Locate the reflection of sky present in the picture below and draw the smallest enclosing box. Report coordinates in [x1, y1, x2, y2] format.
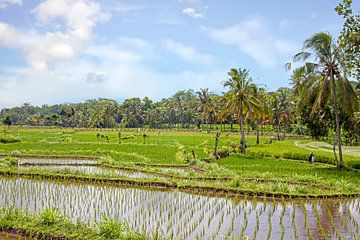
[0, 177, 359, 239]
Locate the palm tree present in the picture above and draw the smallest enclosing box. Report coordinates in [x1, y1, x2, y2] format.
[252, 87, 270, 144]
[270, 92, 282, 140]
[277, 88, 295, 140]
[196, 88, 216, 130]
[287, 32, 357, 168]
[223, 68, 259, 153]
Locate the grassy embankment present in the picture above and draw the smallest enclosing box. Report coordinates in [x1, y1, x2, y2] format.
[0, 207, 146, 240]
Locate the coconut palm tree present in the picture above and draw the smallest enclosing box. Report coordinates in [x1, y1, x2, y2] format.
[223, 68, 259, 153]
[196, 88, 216, 130]
[252, 87, 270, 144]
[287, 32, 357, 168]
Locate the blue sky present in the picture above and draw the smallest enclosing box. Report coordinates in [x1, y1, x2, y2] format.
[0, 0, 358, 108]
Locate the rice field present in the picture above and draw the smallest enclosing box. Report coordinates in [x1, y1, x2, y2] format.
[0, 127, 360, 239]
[0, 177, 359, 239]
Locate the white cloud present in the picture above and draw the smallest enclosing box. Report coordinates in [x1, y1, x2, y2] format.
[0, 0, 21, 9]
[118, 37, 152, 50]
[0, 22, 18, 47]
[0, 45, 224, 108]
[164, 39, 214, 65]
[0, 0, 224, 108]
[182, 8, 203, 19]
[85, 44, 143, 63]
[0, 0, 109, 71]
[208, 16, 298, 68]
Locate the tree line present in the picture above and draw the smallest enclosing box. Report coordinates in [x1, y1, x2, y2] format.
[0, 0, 359, 168]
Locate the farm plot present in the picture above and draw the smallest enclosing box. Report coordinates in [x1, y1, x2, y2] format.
[0, 177, 359, 239]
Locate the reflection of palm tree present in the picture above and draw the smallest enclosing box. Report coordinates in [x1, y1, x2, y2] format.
[287, 32, 357, 168]
[223, 68, 259, 153]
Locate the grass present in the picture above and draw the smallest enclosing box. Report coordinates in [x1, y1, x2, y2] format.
[0, 125, 359, 197]
[0, 207, 147, 239]
[217, 155, 360, 195]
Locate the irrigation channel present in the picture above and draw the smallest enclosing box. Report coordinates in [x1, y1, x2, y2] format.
[0, 159, 359, 239]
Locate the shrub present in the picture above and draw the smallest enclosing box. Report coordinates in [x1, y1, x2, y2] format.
[216, 147, 230, 159]
[352, 164, 360, 170]
[0, 157, 18, 168]
[0, 136, 20, 143]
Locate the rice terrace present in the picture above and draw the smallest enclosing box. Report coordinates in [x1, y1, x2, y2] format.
[0, 0, 359, 240]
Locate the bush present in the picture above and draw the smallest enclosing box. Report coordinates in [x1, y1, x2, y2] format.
[216, 147, 230, 159]
[0, 136, 20, 143]
[0, 157, 18, 168]
[352, 164, 360, 170]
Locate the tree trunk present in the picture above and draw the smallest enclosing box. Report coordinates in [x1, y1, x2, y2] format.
[239, 101, 246, 154]
[331, 75, 343, 168]
[283, 120, 286, 140]
[256, 120, 260, 144]
[213, 132, 221, 158]
[276, 117, 280, 141]
[333, 140, 339, 166]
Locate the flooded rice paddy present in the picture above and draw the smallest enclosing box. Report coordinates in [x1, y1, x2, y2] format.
[0, 177, 359, 239]
[18, 165, 156, 179]
[18, 158, 160, 179]
[18, 158, 97, 165]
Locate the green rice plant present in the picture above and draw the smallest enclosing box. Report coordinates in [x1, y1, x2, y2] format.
[39, 208, 65, 226]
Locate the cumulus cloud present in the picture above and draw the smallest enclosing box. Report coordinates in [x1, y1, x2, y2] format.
[164, 39, 214, 65]
[0, 0, 22, 9]
[208, 16, 298, 67]
[0, 49, 224, 108]
[0, 0, 109, 71]
[0, 0, 224, 108]
[182, 8, 203, 19]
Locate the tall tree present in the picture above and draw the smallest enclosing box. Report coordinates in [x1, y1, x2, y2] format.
[196, 88, 216, 130]
[287, 32, 357, 168]
[3, 116, 12, 128]
[335, 0, 360, 79]
[223, 68, 259, 153]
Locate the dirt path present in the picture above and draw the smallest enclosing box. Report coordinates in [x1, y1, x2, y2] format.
[294, 141, 360, 157]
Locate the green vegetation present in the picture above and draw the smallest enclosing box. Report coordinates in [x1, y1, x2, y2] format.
[0, 207, 146, 239]
[0, 127, 359, 197]
[0, 1, 358, 239]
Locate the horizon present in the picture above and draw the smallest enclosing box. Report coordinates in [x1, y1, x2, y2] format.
[0, 0, 359, 109]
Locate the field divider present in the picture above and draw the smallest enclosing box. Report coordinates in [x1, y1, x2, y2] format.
[178, 185, 360, 200]
[0, 170, 175, 188]
[0, 168, 358, 200]
[0, 153, 100, 160]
